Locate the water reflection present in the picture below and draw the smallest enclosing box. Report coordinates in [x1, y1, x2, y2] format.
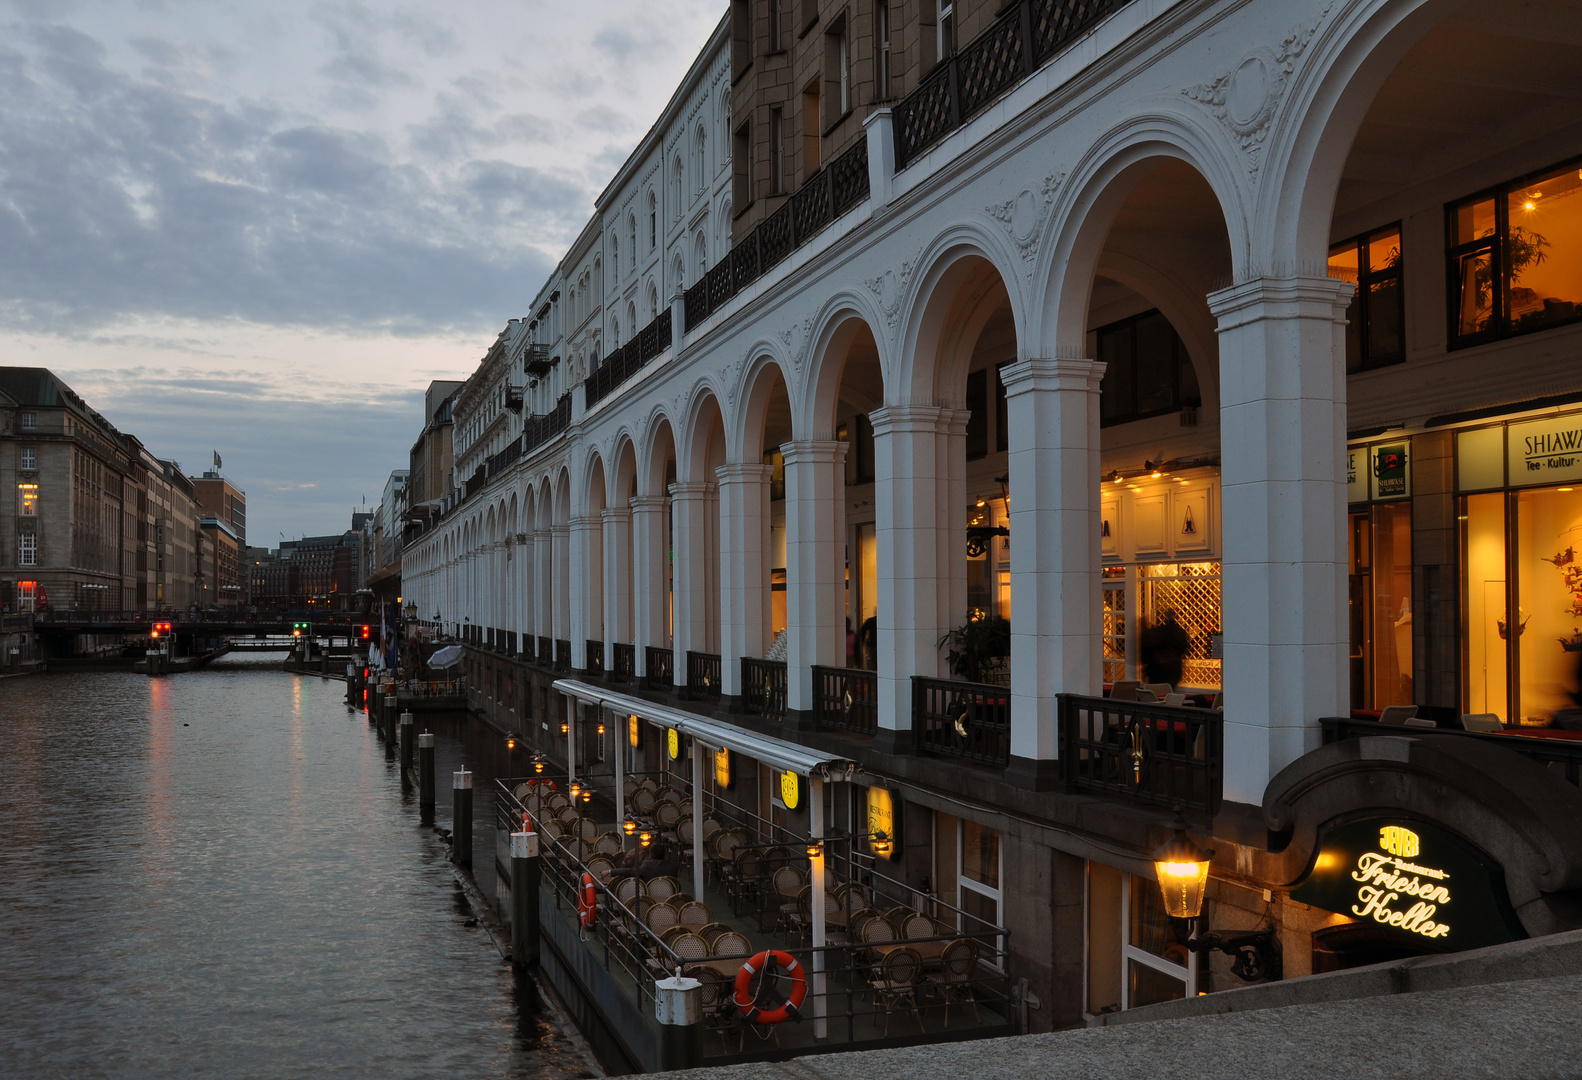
[0, 654, 596, 1080]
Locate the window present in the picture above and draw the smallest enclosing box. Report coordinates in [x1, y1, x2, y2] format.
[824, 18, 849, 123]
[612, 234, 620, 282]
[852, 414, 875, 483]
[965, 369, 989, 459]
[1448, 157, 1582, 346]
[1087, 864, 1199, 1014]
[938, 0, 956, 60]
[628, 214, 637, 269]
[1328, 225, 1403, 371]
[696, 125, 709, 192]
[19, 534, 37, 566]
[648, 191, 657, 250]
[958, 820, 1002, 961]
[17, 579, 36, 609]
[695, 232, 709, 277]
[20, 447, 36, 470]
[21, 411, 36, 430]
[769, 107, 785, 194]
[876, 0, 892, 98]
[1095, 309, 1200, 427]
[18, 483, 38, 516]
[733, 120, 752, 210]
[802, 80, 821, 172]
[769, 0, 783, 51]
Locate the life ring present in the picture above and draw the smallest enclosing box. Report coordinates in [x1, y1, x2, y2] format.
[578, 873, 597, 930]
[732, 949, 807, 1024]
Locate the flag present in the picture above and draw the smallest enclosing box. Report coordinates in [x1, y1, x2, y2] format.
[213, 450, 222, 471]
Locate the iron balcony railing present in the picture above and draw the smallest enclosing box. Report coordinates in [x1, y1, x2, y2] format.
[912, 676, 1011, 766]
[612, 642, 636, 682]
[894, 0, 1125, 169]
[537, 635, 552, 665]
[554, 639, 572, 673]
[813, 666, 878, 735]
[584, 639, 604, 676]
[741, 657, 787, 719]
[584, 309, 673, 409]
[682, 139, 869, 332]
[686, 650, 722, 701]
[1058, 694, 1224, 815]
[1320, 717, 1581, 788]
[644, 646, 674, 691]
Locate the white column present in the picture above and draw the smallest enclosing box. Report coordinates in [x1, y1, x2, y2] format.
[669, 480, 714, 687]
[1001, 358, 1105, 789]
[870, 405, 968, 752]
[552, 523, 570, 643]
[630, 495, 669, 675]
[1208, 275, 1351, 804]
[602, 506, 633, 664]
[568, 515, 601, 669]
[534, 529, 552, 647]
[518, 531, 534, 652]
[782, 440, 848, 712]
[716, 462, 771, 698]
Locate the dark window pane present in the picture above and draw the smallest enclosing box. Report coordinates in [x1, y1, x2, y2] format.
[1367, 226, 1401, 273]
[965, 368, 988, 459]
[854, 414, 875, 483]
[1366, 277, 1402, 361]
[1098, 322, 1133, 425]
[1128, 959, 1187, 1008]
[994, 362, 1009, 453]
[1132, 312, 1177, 416]
[1344, 291, 1363, 371]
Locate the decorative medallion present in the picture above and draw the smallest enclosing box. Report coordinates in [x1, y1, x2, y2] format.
[985, 171, 1065, 264]
[863, 257, 918, 329]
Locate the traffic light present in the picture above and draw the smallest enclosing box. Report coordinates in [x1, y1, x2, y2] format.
[292, 620, 310, 638]
[150, 621, 172, 640]
[360, 624, 371, 641]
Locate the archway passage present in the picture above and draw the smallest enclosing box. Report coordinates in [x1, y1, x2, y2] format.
[634, 417, 677, 679]
[574, 455, 608, 671]
[675, 392, 726, 693]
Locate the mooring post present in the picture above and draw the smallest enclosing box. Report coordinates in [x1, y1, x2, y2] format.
[383, 695, 398, 752]
[452, 769, 473, 867]
[654, 975, 703, 1071]
[510, 829, 541, 965]
[399, 711, 414, 774]
[320, 648, 329, 679]
[418, 732, 436, 824]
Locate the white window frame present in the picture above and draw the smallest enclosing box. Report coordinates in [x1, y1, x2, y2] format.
[20, 447, 36, 470]
[19, 533, 38, 566]
[876, 0, 891, 98]
[21, 411, 36, 430]
[18, 483, 38, 517]
[957, 818, 1005, 968]
[17, 579, 36, 609]
[839, 27, 850, 114]
[938, 0, 955, 60]
[1119, 873, 1197, 1010]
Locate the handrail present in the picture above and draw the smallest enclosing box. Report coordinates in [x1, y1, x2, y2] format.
[912, 675, 1011, 765]
[1058, 694, 1224, 814]
[812, 665, 876, 734]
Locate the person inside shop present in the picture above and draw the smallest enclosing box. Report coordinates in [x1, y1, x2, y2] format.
[1139, 609, 1191, 689]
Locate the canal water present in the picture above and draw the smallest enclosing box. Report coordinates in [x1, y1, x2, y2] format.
[0, 653, 598, 1080]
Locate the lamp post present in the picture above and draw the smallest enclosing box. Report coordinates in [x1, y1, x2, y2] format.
[1152, 812, 1281, 982]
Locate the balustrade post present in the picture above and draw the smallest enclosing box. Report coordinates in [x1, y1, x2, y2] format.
[864, 108, 896, 210]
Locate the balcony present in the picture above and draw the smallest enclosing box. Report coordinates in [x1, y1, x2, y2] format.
[1057, 694, 1223, 815]
[537, 636, 552, 665]
[585, 639, 604, 676]
[612, 642, 636, 682]
[741, 657, 787, 720]
[912, 677, 1011, 766]
[523, 343, 554, 378]
[504, 383, 524, 412]
[812, 666, 878, 735]
[644, 646, 674, 692]
[686, 650, 722, 701]
[554, 639, 572, 674]
[583, 309, 673, 409]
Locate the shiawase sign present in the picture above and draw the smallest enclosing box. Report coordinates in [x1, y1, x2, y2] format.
[1291, 818, 1526, 951]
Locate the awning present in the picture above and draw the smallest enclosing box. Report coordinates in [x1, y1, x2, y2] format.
[553, 679, 859, 781]
[427, 644, 464, 670]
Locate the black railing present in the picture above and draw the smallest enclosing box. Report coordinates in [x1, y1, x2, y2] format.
[742, 657, 787, 719]
[912, 676, 1011, 766]
[812, 665, 877, 734]
[644, 646, 674, 691]
[1058, 695, 1224, 815]
[522, 394, 572, 457]
[584, 639, 604, 676]
[486, 436, 522, 478]
[894, 0, 1123, 168]
[506, 631, 517, 656]
[537, 635, 552, 665]
[584, 309, 673, 409]
[681, 139, 869, 331]
[1320, 717, 1582, 788]
[686, 650, 722, 700]
[554, 639, 571, 673]
[612, 642, 636, 682]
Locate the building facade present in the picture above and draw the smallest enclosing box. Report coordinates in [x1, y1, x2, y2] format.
[395, 0, 1582, 1043]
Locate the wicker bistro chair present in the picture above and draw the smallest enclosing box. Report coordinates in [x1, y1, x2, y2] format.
[730, 847, 766, 914]
[622, 777, 639, 797]
[711, 930, 752, 958]
[660, 787, 685, 805]
[860, 912, 898, 945]
[902, 912, 936, 940]
[538, 820, 564, 841]
[696, 922, 733, 948]
[701, 817, 723, 841]
[927, 938, 981, 1026]
[670, 931, 711, 964]
[773, 866, 810, 944]
[677, 900, 712, 930]
[631, 787, 657, 814]
[660, 924, 693, 948]
[586, 854, 615, 881]
[692, 967, 739, 1052]
[644, 875, 681, 903]
[578, 817, 600, 844]
[511, 782, 537, 801]
[612, 875, 642, 907]
[869, 946, 925, 1036]
[710, 831, 743, 892]
[847, 908, 882, 949]
[546, 792, 569, 812]
[594, 832, 623, 855]
[646, 901, 681, 936]
[655, 801, 683, 830]
[676, 817, 695, 847]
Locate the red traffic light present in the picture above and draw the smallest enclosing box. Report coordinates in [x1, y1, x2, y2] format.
[150, 621, 171, 639]
[360, 625, 371, 640]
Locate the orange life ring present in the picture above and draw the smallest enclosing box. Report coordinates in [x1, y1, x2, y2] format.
[578, 873, 597, 930]
[732, 949, 807, 1024]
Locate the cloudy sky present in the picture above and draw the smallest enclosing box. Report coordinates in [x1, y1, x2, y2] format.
[0, 0, 722, 543]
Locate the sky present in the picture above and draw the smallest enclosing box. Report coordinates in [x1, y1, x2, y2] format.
[0, 0, 723, 545]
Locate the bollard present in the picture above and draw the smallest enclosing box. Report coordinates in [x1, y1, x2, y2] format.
[399, 711, 414, 774]
[383, 695, 398, 744]
[510, 830, 541, 965]
[418, 732, 435, 824]
[452, 769, 473, 867]
[320, 650, 329, 679]
[654, 976, 704, 1071]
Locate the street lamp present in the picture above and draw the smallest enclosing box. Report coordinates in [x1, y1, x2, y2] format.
[1153, 812, 1211, 919]
[1152, 811, 1281, 982]
[623, 817, 637, 836]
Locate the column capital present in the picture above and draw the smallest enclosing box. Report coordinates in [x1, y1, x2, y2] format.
[999, 356, 1105, 397]
[629, 495, 668, 511]
[568, 515, 599, 531]
[601, 505, 632, 523]
[533, 528, 552, 541]
[668, 480, 716, 500]
[780, 438, 848, 467]
[1206, 273, 1354, 327]
[715, 461, 771, 485]
[869, 402, 951, 437]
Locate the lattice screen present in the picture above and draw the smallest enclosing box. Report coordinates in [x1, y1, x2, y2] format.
[1140, 562, 1222, 689]
[1102, 582, 1126, 685]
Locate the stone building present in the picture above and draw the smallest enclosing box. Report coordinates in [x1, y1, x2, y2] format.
[395, 0, 1582, 1053]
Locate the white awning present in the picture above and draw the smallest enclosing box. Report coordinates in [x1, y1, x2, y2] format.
[553, 679, 858, 780]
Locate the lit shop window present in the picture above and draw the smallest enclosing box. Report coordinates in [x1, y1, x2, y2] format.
[1449, 157, 1582, 346]
[18, 483, 39, 516]
[1328, 224, 1404, 372]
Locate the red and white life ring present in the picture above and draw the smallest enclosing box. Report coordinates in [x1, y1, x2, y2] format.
[732, 949, 807, 1024]
[578, 872, 597, 930]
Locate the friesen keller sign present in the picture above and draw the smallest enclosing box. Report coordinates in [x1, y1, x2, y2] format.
[1291, 818, 1526, 952]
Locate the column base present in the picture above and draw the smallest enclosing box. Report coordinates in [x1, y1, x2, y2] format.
[871, 727, 912, 757]
[1004, 754, 1061, 791]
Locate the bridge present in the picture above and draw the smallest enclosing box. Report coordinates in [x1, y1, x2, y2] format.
[28, 611, 381, 637]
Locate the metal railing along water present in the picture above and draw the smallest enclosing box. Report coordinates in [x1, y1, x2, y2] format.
[1320, 716, 1582, 788]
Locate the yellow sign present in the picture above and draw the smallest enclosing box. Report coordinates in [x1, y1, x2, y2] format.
[628, 714, 641, 749]
[866, 786, 895, 859]
[666, 727, 680, 760]
[714, 746, 731, 788]
[1379, 825, 1419, 858]
[779, 769, 801, 810]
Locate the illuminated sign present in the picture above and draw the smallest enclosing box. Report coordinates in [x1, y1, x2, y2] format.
[1372, 443, 1410, 500]
[779, 769, 802, 811]
[866, 786, 896, 860]
[714, 746, 731, 789]
[628, 714, 642, 749]
[666, 727, 680, 761]
[1508, 413, 1582, 487]
[1291, 818, 1525, 951]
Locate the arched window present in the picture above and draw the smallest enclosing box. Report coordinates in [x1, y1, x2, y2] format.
[628, 214, 637, 270]
[695, 125, 708, 192]
[672, 255, 686, 295]
[647, 191, 657, 250]
[611, 317, 621, 347]
[695, 232, 708, 277]
[672, 155, 683, 218]
[627, 301, 637, 334]
[648, 282, 659, 319]
[611, 235, 619, 282]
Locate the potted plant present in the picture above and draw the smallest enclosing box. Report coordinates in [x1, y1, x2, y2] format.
[940, 613, 1011, 684]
